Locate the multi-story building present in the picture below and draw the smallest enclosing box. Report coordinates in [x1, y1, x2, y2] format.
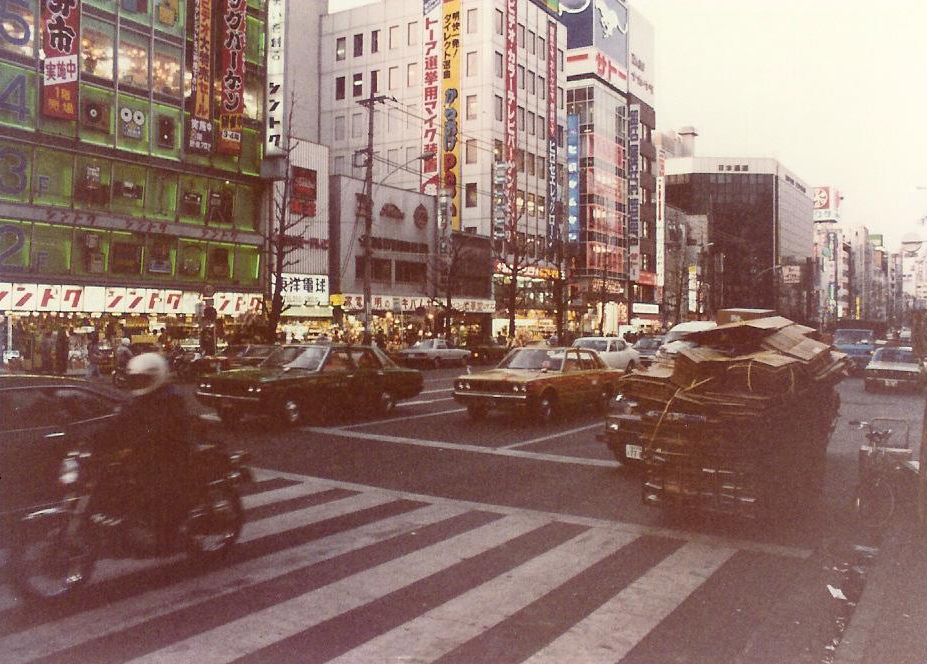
[0, 0, 273, 366]
[662, 203, 707, 325]
[813, 223, 852, 327]
[319, 0, 567, 339]
[664, 156, 814, 322]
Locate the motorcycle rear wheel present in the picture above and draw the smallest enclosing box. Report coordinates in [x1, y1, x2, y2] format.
[184, 485, 244, 560]
[11, 517, 96, 601]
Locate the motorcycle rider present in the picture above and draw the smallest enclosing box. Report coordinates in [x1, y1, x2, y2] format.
[110, 352, 195, 551]
[114, 337, 133, 374]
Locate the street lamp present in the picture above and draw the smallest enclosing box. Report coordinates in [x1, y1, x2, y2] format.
[361, 151, 436, 343]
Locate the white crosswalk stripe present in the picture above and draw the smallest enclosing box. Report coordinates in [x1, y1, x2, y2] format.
[0, 468, 785, 664]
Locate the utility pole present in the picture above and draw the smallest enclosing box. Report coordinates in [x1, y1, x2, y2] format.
[356, 92, 390, 344]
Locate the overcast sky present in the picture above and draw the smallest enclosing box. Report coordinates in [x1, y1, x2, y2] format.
[329, 0, 927, 249]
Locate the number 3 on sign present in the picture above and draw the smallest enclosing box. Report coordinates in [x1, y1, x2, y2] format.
[0, 146, 26, 195]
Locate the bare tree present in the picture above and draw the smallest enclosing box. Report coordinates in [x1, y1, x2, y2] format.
[493, 204, 542, 340]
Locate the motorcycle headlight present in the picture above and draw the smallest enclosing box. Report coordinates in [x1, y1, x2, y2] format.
[247, 385, 262, 393]
[59, 455, 80, 485]
[200, 382, 211, 391]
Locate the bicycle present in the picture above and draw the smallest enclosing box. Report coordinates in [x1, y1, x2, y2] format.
[852, 419, 920, 529]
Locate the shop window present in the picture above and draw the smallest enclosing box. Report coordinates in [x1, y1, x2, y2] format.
[151, 103, 181, 160]
[153, 0, 184, 37]
[177, 239, 206, 279]
[234, 184, 257, 230]
[0, 218, 31, 272]
[233, 244, 260, 284]
[152, 42, 182, 98]
[0, 0, 35, 60]
[0, 139, 30, 203]
[206, 181, 235, 225]
[144, 235, 176, 278]
[74, 157, 111, 210]
[79, 84, 115, 147]
[178, 175, 207, 224]
[118, 29, 149, 91]
[245, 15, 264, 65]
[207, 243, 233, 280]
[80, 19, 115, 82]
[115, 93, 150, 154]
[73, 228, 110, 276]
[145, 169, 178, 221]
[243, 72, 263, 122]
[109, 232, 143, 275]
[32, 146, 73, 207]
[0, 62, 36, 130]
[120, 0, 151, 25]
[30, 222, 72, 275]
[109, 162, 146, 216]
[395, 260, 426, 284]
[84, 0, 117, 12]
[240, 127, 261, 175]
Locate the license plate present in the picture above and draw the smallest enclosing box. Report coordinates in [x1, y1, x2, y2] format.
[884, 379, 898, 387]
[625, 444, 643, 460]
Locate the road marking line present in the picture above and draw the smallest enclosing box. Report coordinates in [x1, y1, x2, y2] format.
[335, 407, 467, 429]
[252, 466, 813, 560]
[420, 387, 453, 394]
[401, 397, 455, 406]
[124, 515, 547, 664]
[521, 542, 736, 664]
[304, 427, 620, 469]
[502, 423, 603, 450]
[328, 527, 639, 664]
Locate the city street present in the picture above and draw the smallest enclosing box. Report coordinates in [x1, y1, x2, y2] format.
[1, 369, 919, 663]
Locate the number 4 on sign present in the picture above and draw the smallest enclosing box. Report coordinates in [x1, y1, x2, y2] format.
[0, 74, 28, 122]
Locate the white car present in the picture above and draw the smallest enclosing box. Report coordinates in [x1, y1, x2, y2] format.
[396, 338, 471, 368]
[655, 320, 718, 361]
[572, 337, 640, 371]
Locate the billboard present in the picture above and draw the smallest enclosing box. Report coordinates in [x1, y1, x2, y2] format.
[813, 186, 841, 222]
[566, 114, 580, 241]
[627, 103, 640, 281]
[217, 0, 247, 156]
[188, 0, 214, 154]
[265, 0, 286, 156]
[628, 5, 654, 108]
[441, 0, 462, 231]
[560, 0, 628, 72]
[504, 0, 518, 236]
[420, 0, 441, 194]
[546, 20, 558, 247]
[41, 0, 80, 120]
[655, 147, 665, 293]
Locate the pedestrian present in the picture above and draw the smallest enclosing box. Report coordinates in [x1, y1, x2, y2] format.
[375, 329, 386, 348]
[40, 330, 54, 374]
[86, 334, 101, 379]
[56, 328, 70, 375]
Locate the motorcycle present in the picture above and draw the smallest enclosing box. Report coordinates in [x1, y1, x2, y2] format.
[10, 441, 252, 601]
[169, 347, 202, 382]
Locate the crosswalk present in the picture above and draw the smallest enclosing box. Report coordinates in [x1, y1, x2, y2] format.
[0, 468, 811, 664]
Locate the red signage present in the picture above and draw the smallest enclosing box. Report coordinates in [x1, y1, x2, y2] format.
[504, 0, 518, 235]
[188, 0, 214, 154]
[545, 20, 557, 245]
[41, 0, 80, 120]
[218, 0, 247, 155]
[420, 3, 441, 194]
[289, 167, 317, 217]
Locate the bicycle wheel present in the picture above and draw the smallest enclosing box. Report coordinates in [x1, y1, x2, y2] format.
[856, 476, 896, 528]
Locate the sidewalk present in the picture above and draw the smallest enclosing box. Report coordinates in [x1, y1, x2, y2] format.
[834, 525, 927, 664]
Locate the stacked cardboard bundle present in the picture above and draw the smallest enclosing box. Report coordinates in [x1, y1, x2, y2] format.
[615, 316, 850, 518]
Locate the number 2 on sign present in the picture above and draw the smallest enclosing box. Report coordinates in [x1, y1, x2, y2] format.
[0, 223, 25, 269]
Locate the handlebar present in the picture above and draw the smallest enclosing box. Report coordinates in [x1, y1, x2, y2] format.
[850, 419, 911, 449]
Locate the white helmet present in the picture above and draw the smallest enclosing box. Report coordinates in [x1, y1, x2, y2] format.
[125, 352, 169, 396]
[121, 337, 131, 347]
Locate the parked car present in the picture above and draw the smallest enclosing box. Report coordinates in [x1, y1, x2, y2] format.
[465, 338, 510, 365]
[395, 338, 471, 368]
[190, 344, 276, 377]
[834, 328, 878, 376]
[572, 337, 640, 371]
[864, 346, 925, 392]
[453, 347, 622, 423]
[632, 335, 664, 367]
[0, 375, 125, 543]
[654, 320, 718, 362]
[197, 344, 424, 426]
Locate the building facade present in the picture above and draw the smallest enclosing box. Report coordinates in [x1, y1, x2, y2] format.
[0, 0, 274, 363]
[813, 223, 852, 327]
[664, 156, 814, 322]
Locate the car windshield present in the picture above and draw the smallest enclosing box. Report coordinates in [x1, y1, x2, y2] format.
[664, 324, 715, 345]
[573, 339, 609, 352]
[241, 345, 271, 357]
[834, 330, 872, 345]
[413, 340, 436, 349]
[499, 348, 564, 371]
[634, 337, 663, 350]
[873, 348, 918, 364]
[262, 346, 327, 370]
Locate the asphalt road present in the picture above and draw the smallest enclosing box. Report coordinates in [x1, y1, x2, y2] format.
[1, 368, 922, 663]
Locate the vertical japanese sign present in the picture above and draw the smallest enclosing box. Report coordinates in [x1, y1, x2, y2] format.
[627, 103, 640, 281]
[546, 20, 558, 246]
[655, 147, 665, 299]
[504, 0, 517, 235]
[218, 0, 247, 155]
[420, 0, 441, 194]
[566, 114, 579, 242]
[187, 0, 214, 154]
[41, 0, 80, 120]
[265, 0, 286, 156]
[441, 0, 461, 231]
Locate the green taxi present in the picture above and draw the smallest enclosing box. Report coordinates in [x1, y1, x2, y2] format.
[196, 344, 423, 426]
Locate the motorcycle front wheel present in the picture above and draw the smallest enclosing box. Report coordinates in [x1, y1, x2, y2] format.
[11, 516, 97, 601]
[184, 485, 244, 560]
